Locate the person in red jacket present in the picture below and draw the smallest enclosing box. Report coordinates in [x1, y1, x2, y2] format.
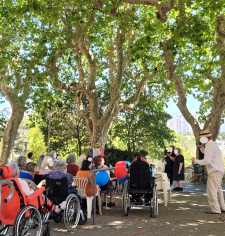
[66, 154, 80, 176]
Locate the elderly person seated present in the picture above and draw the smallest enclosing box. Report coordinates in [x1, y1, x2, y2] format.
[92, 155, 117, 207]
[49, 150, 59, 162]
[48, 160, 73, 189]
[19, 162, 37, 181]
[39, 156, 54, 175]
[7, 162, 45, 197]
[76, 154, 87, 169]
[17, 156, 27, 171]
[66, 154, 79, 176]
[76, 159, 99, 213]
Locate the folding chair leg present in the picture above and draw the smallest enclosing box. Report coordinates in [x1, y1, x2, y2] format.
[87, 196, 93, 219]
[98, 195, 102, 215]
[168, 189, 171, 204]
[163, 182, 168, 206]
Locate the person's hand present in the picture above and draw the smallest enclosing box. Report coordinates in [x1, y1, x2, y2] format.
[178, 170, 181, 175]
[191, 157, 195, 164]
[166, 153, 170, 156]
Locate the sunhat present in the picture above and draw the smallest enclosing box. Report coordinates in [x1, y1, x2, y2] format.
[200, 129, 212, 137]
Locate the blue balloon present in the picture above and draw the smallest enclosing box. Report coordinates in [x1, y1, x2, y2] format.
[117, 174, 128, 183]
[124, 161, 131, 165]
[96, 171, 109, 186]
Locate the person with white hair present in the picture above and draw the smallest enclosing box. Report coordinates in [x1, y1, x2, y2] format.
[7, 162, 45, 197]
[76, 154, 87, 169]
[173, 148, 185, 191]
[192, 129, 225, 214]
[66, 154, 79, 176]
[48, 160, 73, 188]
[39, 156, 54, 175]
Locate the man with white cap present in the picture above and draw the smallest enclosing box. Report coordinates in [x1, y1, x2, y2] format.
[191, 129, 225, 214]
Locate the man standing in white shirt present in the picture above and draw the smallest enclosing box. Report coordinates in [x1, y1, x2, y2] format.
[191, 130, 225, 214]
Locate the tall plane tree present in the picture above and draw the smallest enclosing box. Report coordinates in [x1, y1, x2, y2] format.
[35, 1, 168, 151]
[0, 1, 47, 164]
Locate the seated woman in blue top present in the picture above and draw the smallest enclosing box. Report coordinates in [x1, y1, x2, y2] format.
[48, 160, 73, 189]
[19, 162, 37, 181]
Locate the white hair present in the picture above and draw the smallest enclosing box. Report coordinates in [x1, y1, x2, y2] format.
[41, 156, 53, 169]
[53, 160, 67, 172]
[7, 162, 20, 177]
[49, 150, 57, 158]
[76, 154, 87, 169]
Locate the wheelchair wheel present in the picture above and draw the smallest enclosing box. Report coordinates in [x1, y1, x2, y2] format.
[13, 205, 42, 236]
[63, 194, 80, 231]
[41, 212, 50, 223]
[42, 227, 50, 236]
[54, 211, 63, 223]
[0, 222, 9, 235]
[150, 188, 158, 217]
[123, 188, 129, 216]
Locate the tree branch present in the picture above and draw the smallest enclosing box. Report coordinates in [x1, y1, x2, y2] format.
[122, 0, 176, 23]
[163, 39, 201, 138]
[119, 70, 160, 111]
[204, 65, 217, 82]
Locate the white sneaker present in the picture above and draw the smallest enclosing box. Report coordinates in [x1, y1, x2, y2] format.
[54, 206, 61, 214]
[60, 201, 66, 210]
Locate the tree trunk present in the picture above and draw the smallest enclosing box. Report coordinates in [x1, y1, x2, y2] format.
[1, 106, 25, 164]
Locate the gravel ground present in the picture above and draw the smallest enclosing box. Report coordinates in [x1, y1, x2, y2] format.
[49, 183, 225, 236]
[4, 183, 225, 236]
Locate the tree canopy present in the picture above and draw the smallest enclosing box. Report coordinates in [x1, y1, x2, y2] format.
[2, 0, 225, 163]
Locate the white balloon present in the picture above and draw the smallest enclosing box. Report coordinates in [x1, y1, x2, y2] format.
[200, 136, 208, 144]
[174, 149, 178, 155]
[57, 156, 60, 160]
[169, 147, 173, 152]
[53, 152, 57, 159]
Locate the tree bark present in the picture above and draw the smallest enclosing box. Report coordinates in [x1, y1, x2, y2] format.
[0, 106, 25, 164]
[0, 71, 30, 164]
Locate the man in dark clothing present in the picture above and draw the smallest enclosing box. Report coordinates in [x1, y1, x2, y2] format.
[162, 146, 176, 186]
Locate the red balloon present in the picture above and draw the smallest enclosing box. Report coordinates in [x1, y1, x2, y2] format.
[114, 166, 127, 179]
[115, 161, 126, 167]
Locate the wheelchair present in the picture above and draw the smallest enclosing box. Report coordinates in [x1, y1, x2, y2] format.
[0, 166, 51, 236]
[122, 157, 158, 217]
[45, 176, 86, 230]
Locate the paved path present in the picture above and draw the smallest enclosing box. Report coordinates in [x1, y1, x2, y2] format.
[47, 183, 225, 236]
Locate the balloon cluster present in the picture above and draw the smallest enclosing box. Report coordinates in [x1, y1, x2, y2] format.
[114, 161, 130, 183]
[95, 160, 130, 186]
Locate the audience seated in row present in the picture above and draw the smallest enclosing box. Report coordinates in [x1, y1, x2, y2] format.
[7, 162, 45, 197]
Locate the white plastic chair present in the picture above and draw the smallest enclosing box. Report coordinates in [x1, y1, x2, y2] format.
[73, 177, 102, 218]
[154, 172, 171, 206]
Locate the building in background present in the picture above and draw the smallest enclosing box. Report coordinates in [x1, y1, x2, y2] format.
[167, 113, 204, 134]
[167, 113, 225, 134]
